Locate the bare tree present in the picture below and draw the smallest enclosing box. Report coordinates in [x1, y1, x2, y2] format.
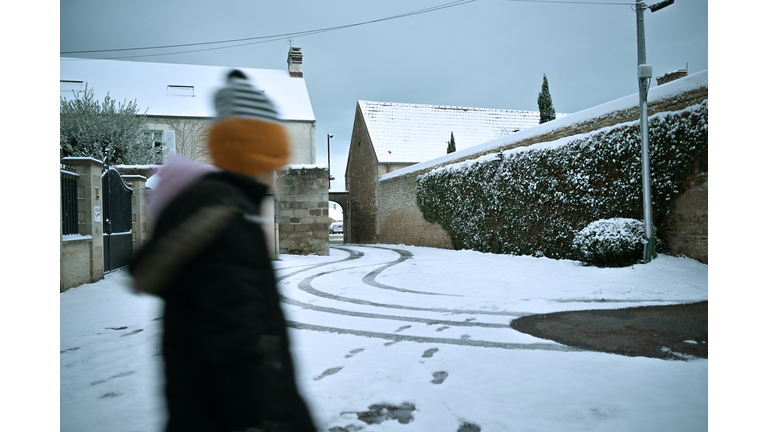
[164, 117, 212, 163]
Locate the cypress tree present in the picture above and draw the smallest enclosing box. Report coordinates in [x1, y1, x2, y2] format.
[447, 132, 456, 154]
[538, 74, 556, 124]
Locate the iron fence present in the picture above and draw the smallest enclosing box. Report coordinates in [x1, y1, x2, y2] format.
[61, 164, 80, 235]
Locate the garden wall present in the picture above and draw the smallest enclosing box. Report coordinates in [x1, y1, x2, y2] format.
[377, 71, 708, 263]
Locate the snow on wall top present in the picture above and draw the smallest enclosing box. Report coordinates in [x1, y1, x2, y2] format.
[359, 100, 568, 164]
[60, 57, 315, 121]
[379, 69, 708, 181]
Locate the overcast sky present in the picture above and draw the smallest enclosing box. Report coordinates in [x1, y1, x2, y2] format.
[59, 0, 708, 191]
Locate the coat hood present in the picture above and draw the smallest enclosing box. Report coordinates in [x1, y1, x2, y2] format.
[148, 156, 220, 220]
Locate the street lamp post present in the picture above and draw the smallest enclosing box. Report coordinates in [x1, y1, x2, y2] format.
[327, 134, 334, 189]
[635, 0, 673, 262]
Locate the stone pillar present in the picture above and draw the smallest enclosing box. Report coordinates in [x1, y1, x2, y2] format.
[62, 157, 105, 283]
[123, 175, 148, 255]
[276, 167, 330, 256]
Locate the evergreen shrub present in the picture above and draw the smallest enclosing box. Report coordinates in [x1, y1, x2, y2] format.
[573, 218, 648, 267]
[416, 101, 708, 260]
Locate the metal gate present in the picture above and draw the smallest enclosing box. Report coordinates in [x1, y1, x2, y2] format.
[102, 152, 133, 272]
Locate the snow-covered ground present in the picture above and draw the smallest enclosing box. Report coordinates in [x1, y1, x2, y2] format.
[60, 245, 708, 431]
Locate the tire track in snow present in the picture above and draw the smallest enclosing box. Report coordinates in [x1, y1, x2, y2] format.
[276, 245, 541, 352]
[286, 321, 579, 352]
[294, 269, 527, 317]
[277, 245, 577, 351]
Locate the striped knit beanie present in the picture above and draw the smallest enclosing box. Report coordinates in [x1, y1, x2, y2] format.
[207, 69, 289, 176]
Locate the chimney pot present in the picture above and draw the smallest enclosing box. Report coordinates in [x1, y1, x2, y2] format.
[288, 47, 303, 78]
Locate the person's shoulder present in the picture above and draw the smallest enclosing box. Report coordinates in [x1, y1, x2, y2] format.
[192, 171, 267, 208]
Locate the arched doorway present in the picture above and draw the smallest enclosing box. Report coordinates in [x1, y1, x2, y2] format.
[329, 192, 350, 244]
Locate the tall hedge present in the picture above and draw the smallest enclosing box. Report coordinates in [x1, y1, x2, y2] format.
[416, 101, 708, 260]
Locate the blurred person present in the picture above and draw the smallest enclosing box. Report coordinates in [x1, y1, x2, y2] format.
[130, 70, 317, 432]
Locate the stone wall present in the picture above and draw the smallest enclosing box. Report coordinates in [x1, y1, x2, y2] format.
[375, 83, 708, 263]
[378, 172, 452, 248]
[663, 172, 708, 263]
[276, 167, 330, 256]
[61, 237, 94, 290]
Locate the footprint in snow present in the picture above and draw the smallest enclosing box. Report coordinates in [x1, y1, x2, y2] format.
[345, 348, 364, 358]
[458, 421, 482, 432]
[432, 371, 449, 384]
[313, 367, 343, 381]
[422, 348, 439, 358]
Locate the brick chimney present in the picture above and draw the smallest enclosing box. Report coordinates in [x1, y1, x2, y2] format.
[656, 68, 688, 86]
[287, 47, 303, 78]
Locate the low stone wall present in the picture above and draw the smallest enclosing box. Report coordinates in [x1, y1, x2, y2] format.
[61, 236, 94, 290]
[276, 167, 330, 256]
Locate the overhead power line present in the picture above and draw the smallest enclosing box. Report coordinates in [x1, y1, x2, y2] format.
[503, 0, 634, 4]
[60, 0, 477, 59]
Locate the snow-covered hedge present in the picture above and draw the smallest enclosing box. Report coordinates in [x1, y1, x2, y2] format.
[573, 218, 648, 267]
[416, 101, 707, 260]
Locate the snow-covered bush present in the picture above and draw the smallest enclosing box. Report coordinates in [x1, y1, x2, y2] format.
[416, 101, 707, 260]
[573, 218, 647, 267]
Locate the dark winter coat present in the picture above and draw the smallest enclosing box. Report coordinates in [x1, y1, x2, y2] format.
[130, 169, 317, 432]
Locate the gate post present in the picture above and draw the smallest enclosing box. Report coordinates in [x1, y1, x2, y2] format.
[62, 157, 105, 283]
[123, 175, 149, 255]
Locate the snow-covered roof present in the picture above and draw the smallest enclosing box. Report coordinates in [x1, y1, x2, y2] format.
[60, 58, 315, 121]
[358, 100, 567, 164]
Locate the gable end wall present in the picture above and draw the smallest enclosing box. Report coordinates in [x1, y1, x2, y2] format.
[346, 104, 381, 244]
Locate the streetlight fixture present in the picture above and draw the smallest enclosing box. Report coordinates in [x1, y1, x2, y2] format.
[327, 134, 334, 189]
[635, 0, 673, 262]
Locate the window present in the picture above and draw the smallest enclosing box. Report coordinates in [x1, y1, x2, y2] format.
[60, 80, 84, 95]
[166, 85, 194, 97]
[145, 130, 164, 147]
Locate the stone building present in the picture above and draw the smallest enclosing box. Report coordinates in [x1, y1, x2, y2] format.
[61, 48, 330, 257]
[344, 100, 565, 243]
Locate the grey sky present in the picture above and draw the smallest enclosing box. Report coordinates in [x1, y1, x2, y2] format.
[60, 0, 707, 191]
